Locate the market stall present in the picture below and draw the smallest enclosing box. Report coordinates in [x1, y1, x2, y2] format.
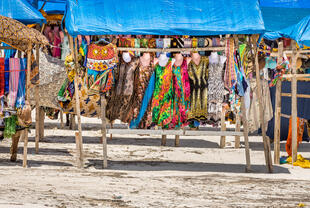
[0, 15, 48, 167]
[62, 0, 274, 172]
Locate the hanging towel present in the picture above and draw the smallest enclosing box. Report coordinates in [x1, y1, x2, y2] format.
[4, 58, 9, 94]
[16, 58, 26, 108]
[8, 58, 20, 108]
[0, 58, 5, 97]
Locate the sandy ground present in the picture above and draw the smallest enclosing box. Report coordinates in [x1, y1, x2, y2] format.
[0, 116, 310, 208]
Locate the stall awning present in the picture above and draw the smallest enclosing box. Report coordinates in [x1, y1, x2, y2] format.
[260, 0, 310, 32]
[264, 15, 310, 47]
[0, 0, 46, 24]
[65, 0, 265, 37]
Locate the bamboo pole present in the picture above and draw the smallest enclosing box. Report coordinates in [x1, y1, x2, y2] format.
[291, 41, 298, 163]
[35, 45, 40, 153]
[69, 36, 84, 168]
[101, 96, 108, 168]
[175, 135, 180, 147]
[60, 110, 64, 129]
[281, 93, 310, 99]
[252, 35, 273, 173]
[161, 135, 167, 146]
[117, 46, 225, 52]
[274, 41, 283, 164]
[39, 107, 44, 139]
[23, 42, 32, 168]
[241, 97, 251, 172]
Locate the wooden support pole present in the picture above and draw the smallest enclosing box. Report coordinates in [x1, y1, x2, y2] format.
[109, 122, 113, 140]
[70, 114, 76, 130]
[75, 132, 83, 168]
[291, 41, 298, 163]
[101, 96, 108, 168]
[35, 45, 40, 153]
[175, 135, 180, 147]
[252, 35, 273, 173]
[39, 107, 44, 140]
[241, 97, 251, 172]
[274, 41, 283, 164]
[60, 110, 64, 129]
[220, 107, 226, 148]
[235, 114, 241, 149]
[69, 36, 84, 168]
[161, 135, 167, 146]
[23, 42, 32, 168]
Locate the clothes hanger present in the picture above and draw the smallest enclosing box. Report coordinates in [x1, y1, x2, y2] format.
[94, 38, 111, 45]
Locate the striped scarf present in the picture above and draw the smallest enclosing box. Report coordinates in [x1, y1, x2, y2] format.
[8, 58, 20, 108]
[16, 58, 26, 108]
[0, 58, 4, 97]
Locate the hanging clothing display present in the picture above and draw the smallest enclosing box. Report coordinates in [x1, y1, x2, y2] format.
[39, 51, 65, 85]
[152, 58, 174, 128]
[187, 56, 209, 122]
[86, 43, 118, 95]
[8, 58, 20, 108]
[0, 58, 4, 97]
[4, 58, 9, 94]
[207, 53, 226, 123]
[247, 79, 273, 133]
[171, 59, 189, 128]
[61, 34, 70, 61]
[15, 58, 26, 108]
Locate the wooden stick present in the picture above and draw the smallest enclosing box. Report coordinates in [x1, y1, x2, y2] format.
[23, 42, 32, 168]
[282, 74, 310, 79]
[0, 46, 16, 50]
[274, 41, 283, 164]
[281, 93, 310, 99]
[75, 132, 83, 168]
[117, 46, 225, 52]
[60, 110, 64, 129]
[235, 114, 241, 149]
[70, 36, 84, 168]
[39, 107, 45, 140]
[35, 44, 40, 153]
[252, 35, 273, 173]
[101, 96, 108, 168]
[241, 97, 251, 172]
[220, 107, 226, 148]
[109, 122, 113, 140]
[291, 41, 298, 163]
[175, 135, 180, 147]
[161, 135, 167, 146]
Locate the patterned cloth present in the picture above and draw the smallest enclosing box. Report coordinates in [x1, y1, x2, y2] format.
[0, 58, 4, 97]
[224, 38, 236, 91]
[152, 59, 173, 128]
[0, 15, 48, 51]
[187, 57, 209, 122]
[16, 58, 26, 108]
[171, 60, 189, 128]
[207, 53, 226, 123]
[86, 43, 118, 95]
[39, 51, 65, 85]
[8, 58, 20, 108]
[106, 58, 139, 123]
[4, 58, 9, 94]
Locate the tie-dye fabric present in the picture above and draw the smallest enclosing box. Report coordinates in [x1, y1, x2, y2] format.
[16, 58, 26, 108]
[152, 59, 173, 128]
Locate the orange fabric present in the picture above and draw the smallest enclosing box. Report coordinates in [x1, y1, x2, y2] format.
[286, 117, 305, 156]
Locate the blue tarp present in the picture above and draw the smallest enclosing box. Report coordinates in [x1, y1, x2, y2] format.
[260, 0, 310, 32]
[0, 0, 45, 24]
[65, 0, 265, 37]
[264, 16, 310, 46]
[27, 0, 65, 14]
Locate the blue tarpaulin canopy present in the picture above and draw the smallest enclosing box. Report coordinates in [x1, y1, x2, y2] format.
[0, 0, 45, 24]
[263, 15, 310, 46]
[260, 0, 310, 32]
[65, 0, 265, 37]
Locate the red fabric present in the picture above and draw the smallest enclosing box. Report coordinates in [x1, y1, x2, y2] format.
[0, 58, 4, 97]
[286, 117, 304, 156]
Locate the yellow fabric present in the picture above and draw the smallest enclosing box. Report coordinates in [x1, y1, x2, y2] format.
[40, 9, 63, 21]
[287, 154, 310, 168]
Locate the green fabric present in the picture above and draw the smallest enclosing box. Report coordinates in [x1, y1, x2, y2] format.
[4, 115, 17, 138]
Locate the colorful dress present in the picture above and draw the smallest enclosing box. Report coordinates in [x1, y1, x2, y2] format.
[207, 53, 226, 123]
[171, 60, 189, 128]
[187, 56, 209, 122]
[152, 59, 173, 128]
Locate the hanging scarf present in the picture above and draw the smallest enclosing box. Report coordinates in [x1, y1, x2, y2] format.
[16, 58, 26, 108]
[8, 58, 20, 108]
[286, 117, 305, 157]
[4, 58, 10, 94]
[224, 38, 237, 91]
[0, 58, 4, 97]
